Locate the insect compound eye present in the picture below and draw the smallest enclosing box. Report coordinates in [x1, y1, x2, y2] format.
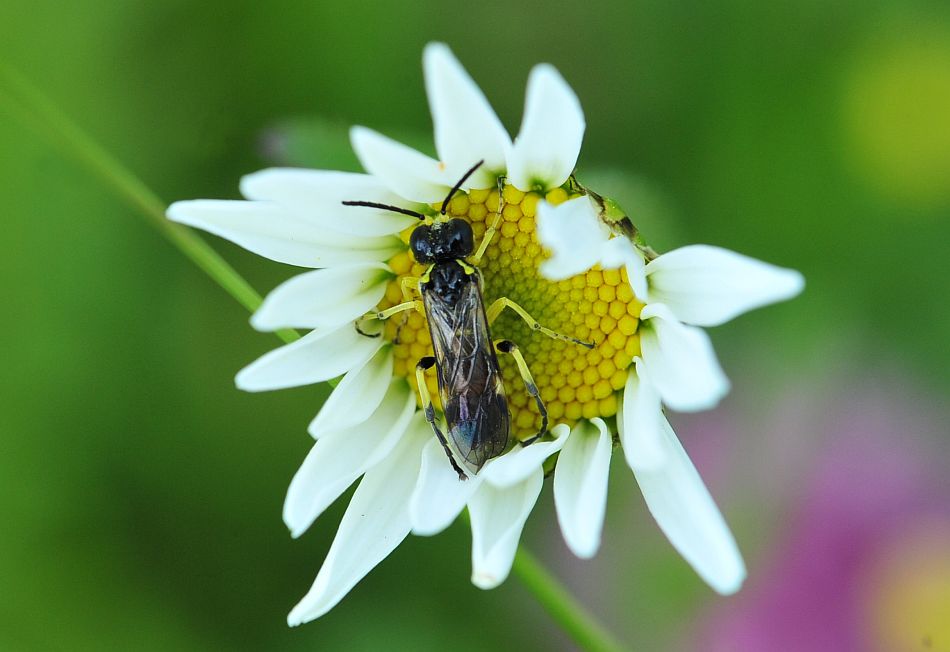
[409, 225, 435, 263]
[444, 218, 474, 259]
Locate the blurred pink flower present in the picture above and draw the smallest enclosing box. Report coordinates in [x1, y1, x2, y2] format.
[696, 377, 950, 652]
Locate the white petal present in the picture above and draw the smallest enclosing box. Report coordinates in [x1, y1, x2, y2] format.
[601, 237, 648, 301]
[628, 251, 649, 301]
[553, 419, 612, 559]
[409, 438, 482, 536]
[251, 263, 392, 332]
[481, 424, 569, 488]
[631, 416, 746, 595]
[507, 64, 585, 191]
[240, 169, 421, 237]
[469, 468, 544, 589]
[536, 196, 610, 280]
[639, 304, 730, 411]
[283, 380, 414, 538]
[287, 412, 429, 625]
[423, 43, 510, 186]
[536, 197, 646, 286]
[350, 126, 450, 203]
[618, 358, 666, 470]
[308, 345, 394, 439]
[646, 245, 805, 326]
[167, 199, 401, 267]
[235, 326, 380, 392]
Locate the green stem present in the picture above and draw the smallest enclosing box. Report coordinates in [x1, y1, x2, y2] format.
[512, 548, 628, 652]
[0, 59, 298, 344]
[2, 61, 627, 652]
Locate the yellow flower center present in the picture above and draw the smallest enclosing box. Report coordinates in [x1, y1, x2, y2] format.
[379, 184, 644, 440]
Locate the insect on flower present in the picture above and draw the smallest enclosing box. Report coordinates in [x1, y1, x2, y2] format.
[167, 42, 805, 623]
[345, 161, 592, 480]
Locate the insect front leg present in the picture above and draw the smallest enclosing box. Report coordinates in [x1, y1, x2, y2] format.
[486, 297, 594, 349]
[399, 275, 421, 301]
[355, 298, 425, 337]
[494, 339, 548, 446]
[415, 356, 468, 481]
[391, 275, 422, 343]
[468, 175, 506, 266]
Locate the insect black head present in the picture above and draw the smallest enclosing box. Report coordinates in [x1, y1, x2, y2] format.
[410, 218, 473, 263]
[410, 224, 434, 263]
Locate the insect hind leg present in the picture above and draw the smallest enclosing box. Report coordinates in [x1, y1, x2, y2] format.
[494, 340, 548, 446]
[487, 297, 594, 349]
[415, 357, 468, 481]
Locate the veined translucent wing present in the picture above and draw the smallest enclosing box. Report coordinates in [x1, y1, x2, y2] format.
[423, 273, 509, 474]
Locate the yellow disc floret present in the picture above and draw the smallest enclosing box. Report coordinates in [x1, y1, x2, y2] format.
[380, 184, 644, 440]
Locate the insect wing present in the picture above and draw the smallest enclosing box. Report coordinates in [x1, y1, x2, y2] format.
[424, 279, 509, 473]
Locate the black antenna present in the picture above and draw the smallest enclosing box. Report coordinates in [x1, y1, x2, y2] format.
[341, 200, 426, 220]
[440, 160, 484, 215]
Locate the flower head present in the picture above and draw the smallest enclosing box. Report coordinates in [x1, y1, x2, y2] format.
[168, 42, 803, 625]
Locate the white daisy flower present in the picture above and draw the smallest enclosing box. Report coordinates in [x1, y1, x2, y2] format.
[168, 42, 801, 625]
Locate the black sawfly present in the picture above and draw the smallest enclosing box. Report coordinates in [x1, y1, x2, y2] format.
[344, 161, 591, 480]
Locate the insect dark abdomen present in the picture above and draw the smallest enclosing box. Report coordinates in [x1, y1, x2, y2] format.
[439, 343, 510, 472]
[422, 261, 510, 474]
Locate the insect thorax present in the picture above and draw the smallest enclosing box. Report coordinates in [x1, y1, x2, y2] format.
[422, 260, 474, 304]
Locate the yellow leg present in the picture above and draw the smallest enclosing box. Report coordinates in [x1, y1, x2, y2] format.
[399, 275, 420, 302]
[416, 357, 467, 480]
[372, 300, 424, 320]
[356, 299, 424, 337]
[486, 297, 594, 349]
[391, 275, 422, 343]
[495, 340, 548, 444]
[468, 175, 506, 266]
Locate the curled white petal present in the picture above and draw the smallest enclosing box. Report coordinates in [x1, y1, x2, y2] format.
[646, 245, 805, 326]
[167, 199, 401, 267]
[424, 42, 510, 186]
[536, 196, 646, 290]
[639, 304, 730, 411]
[481, 424, 569, 488]
[240, 169, 420, 237]
[469, 468, 544, 589]
[537, 196, 610, 280]
[283, 380, 414, 538]
[601, 236, 648, 300]
[409, 438, 483, 536]
[618, 358, 666, 470]
[286, 412, 429, 625]
[235, 326, 381, 392]
[350, 126, 450, 203]
[553, 419, 612, 559]
[600, 236, 647, 302]
[308, 346, 394, 439]
[507, 65, 585, 191]
[631, 416, 746, 595]
[250, 263, 392, 332]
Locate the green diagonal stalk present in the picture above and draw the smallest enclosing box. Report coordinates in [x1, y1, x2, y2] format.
[0, 60, 297, 344]
[512, 548, 626, 652]
[0, 60, 630, 652]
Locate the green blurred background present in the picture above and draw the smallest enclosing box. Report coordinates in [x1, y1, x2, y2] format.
[2, 1, 949, 650]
